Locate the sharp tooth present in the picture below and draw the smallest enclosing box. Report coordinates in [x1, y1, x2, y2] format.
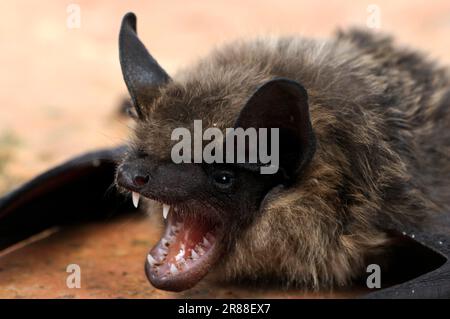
[202, 237, 211, 247]
[191, 250, 199, 259]
[175, 249, 185, 261]
[170, 264, 179, 275]
[147, 254, 157, 266]
[163, 204, 170, 219]
[196, 245, 205, 255]
[132, 192, 140, 208]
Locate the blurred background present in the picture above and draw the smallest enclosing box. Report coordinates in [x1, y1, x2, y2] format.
[1, 0, 450, 194]
[1, 0, 450, 299]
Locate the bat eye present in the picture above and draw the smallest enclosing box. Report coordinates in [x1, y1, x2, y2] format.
[212, 171, 235, 189]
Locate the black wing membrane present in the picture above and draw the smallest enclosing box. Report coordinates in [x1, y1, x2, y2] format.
[0, 146, 136, 251]
[365, 215, 450, 299]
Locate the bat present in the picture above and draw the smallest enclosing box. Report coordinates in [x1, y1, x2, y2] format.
[115, 12, 450, 292]
[1, 12, 449, 297]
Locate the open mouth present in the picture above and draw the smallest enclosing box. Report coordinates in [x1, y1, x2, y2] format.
[131, 192, 224, 292]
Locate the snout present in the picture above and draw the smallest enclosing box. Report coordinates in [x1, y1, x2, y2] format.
[116, 161, 150, 192]
[116, 157, 206, 204]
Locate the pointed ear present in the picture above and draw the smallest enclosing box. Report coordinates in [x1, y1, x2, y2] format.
[234, 78, 316, 179]
[119, 12, 171, 118]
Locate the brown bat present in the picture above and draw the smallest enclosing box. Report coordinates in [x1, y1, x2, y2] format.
[114, 12, 450, 292]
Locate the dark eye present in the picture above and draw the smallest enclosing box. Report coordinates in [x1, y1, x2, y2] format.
[212, 171, 235, 189]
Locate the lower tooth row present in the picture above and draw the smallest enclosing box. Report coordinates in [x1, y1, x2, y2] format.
[147, 248, 201, 274]
[147, 235, 213, 275]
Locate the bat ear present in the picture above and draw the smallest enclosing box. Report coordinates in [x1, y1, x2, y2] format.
[119, 12, 171, 118]
[234, 78, 316, 179]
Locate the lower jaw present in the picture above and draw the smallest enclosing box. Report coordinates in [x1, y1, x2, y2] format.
[144, 211, 224, 292]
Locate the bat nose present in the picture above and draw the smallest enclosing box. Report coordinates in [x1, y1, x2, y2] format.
[133, 174, 149, 187]
[116, 164, 150, 190]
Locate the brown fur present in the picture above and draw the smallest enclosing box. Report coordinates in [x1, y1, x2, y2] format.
[130, 29, 450, 288]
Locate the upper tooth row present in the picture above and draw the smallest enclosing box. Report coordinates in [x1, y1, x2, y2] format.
[131, 193, 171, 220]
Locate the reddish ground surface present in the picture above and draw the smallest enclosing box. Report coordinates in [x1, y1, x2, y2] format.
[0, 0, 449, 298]
[0, 213, 368, 298]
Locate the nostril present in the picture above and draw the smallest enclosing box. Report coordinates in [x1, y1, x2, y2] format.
[133, 175, 149, 187]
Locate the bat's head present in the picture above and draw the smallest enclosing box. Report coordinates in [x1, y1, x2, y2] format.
[115, 13, 316, 291]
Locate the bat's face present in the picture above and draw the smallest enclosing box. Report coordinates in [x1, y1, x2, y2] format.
[115, 13, 316, 291]
[116, 153, 284, 291]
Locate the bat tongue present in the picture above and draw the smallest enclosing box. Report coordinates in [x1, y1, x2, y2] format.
[145, 212, 223, 291]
